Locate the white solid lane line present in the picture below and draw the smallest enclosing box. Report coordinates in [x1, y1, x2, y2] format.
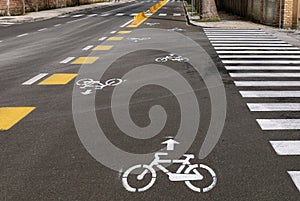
[60, 57, 75, 64]
[235, 81, 300, 87]
[240, 91, 300, 98]
[269, 141, 300, 154]
[120, 19, 134, 27]
[247, 103, 300, 111]
[230, 73, 300, 77]
[288, 171, 300, 192]
[82, 45, 94, 51]
[226, 66, 300, 70]
[22, 73, 48, 85]
[17, 33, 28, 37]
[223, 60, 300, 64]
[98, 37, 107, 41]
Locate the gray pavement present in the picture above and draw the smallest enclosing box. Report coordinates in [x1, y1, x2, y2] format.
[0, 0, 300, 200]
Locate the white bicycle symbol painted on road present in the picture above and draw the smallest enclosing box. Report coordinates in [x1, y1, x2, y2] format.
[76, 78, 123, 95]
[122, 140, 217, 193]
[127, 37, 151, 42]
[155, 54, 189, 63]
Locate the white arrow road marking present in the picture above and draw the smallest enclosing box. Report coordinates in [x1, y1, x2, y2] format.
[22, 73, 48, 85]
[161, 139, 179, 151]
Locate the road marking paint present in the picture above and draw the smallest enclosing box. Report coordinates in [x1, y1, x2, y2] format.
[217, 51, 300, 54]
[110, 31, 117, 34]
[226, 66, 300, 70]
[54, 24, 62, 27]
[0, 107, 35, 130]
[215, 47, 298, 50]
[0, 40, 3, 43]
[38, 73, 78, 85]
[82, 45, 94, 51]
[213, 44, 292, 47]
[88, 14, 98, 17]
[288, 171, 300, 192]
[221, 55, 300, 59]
[60, 57, 75, 64]
[98, 36, 107, 41]
[17, 33, 28, 38]
[173, 13, 181, 16]
[158, 13, 167, 16]
[100, 13, 111, 17]
[269, 141, 300, 154]
[38, 28, 47, 32]
[235, 81, 300, 87]
[209, 38, 280, 41]
[71, 57, 99, 64]
[247, 103, 300, 111]
[130, 13, 138, 16]
[223, 60, 300, 64]
[230, 73, 300, 77]
[240, 91, 300, 98]
[205, 32, 269, 35]
[120, 19, 134, 28]
[208, 36, 275, 38]
[107, 37, 123, 41]
[72, 14, 84, 18]
[115, 13, 125, 16]
[211, 40, 286, 43]
[92, 45, 113, 51]
[145, 13, 153, 16]
[22, 73, 49, 85]
[118, 30, 131, 34]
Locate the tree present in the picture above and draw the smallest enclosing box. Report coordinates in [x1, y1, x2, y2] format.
[201, 0, 219, 20]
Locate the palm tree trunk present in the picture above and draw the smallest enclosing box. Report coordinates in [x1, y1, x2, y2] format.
[201, 0, 219, 20]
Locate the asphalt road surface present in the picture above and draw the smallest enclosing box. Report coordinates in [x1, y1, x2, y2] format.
[0, 0, 299, 200]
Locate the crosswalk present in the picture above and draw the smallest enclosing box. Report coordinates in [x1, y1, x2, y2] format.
[204, 28, 300, 192]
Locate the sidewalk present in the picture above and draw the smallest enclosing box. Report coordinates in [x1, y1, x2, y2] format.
[186, 9, 300, 48]
[0, 0, 135, 23]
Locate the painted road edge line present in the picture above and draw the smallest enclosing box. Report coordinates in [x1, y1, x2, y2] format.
[22, 73, 49, 85]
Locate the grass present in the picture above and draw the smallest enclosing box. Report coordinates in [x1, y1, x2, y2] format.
[194, 18, 221, 22]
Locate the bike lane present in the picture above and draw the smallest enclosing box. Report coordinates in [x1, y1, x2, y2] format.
[70, 1, 299, 201]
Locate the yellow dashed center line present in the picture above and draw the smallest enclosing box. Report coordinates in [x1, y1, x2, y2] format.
[71, 57, 99, 64]
[118, 31, 132, 34]
[93, 45, 113, 51]
[38, 73, 78, 85]
[107, 37, 124, 41]
[0, 107, 35, 131]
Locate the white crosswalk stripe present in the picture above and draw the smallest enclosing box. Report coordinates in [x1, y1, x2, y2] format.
[205, 28, 300, 192]
[159, 13, 167, 16]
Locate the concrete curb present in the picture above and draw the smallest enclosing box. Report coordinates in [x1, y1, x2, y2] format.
[182, 2, 300, 48]
[0, 0, 136, 23]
